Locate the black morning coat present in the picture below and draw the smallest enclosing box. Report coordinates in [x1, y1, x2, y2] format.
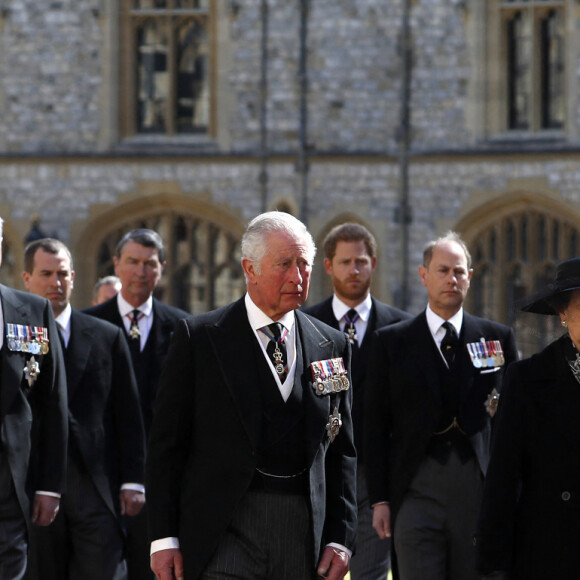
[365, 310, 518, 531]
[0, 285, 67, 528]
[146, 297, 358, 579]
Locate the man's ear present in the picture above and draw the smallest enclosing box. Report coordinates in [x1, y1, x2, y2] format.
[22, 271, 31, 290]
[323, 257, 333, 276]
[242, 258, 257, 284]
[418, 265, 428, 288]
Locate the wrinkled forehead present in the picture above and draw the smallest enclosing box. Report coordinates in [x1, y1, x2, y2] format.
[265, 230, 313, 257]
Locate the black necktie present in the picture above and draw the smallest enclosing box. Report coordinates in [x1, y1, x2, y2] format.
[343, 308, 359, 347]
[263, 322, 288, 383]
[440, 321, 459, 367]
[127, 309, 143, 358]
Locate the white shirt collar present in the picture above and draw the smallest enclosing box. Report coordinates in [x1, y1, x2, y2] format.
[244, 293, 296, 333]
[331, 293, 372, 323]
[55, 303, 72, 333]
[425, 304, 463, 339]
[117, 292, 153, 318]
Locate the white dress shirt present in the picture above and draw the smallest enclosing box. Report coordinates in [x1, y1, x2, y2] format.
[117, 293, 154, 351]
[331, 293, 372, 347]
[425, 305, 463, 368]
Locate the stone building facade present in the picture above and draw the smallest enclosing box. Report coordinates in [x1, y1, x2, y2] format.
[1, 0, 579, 356]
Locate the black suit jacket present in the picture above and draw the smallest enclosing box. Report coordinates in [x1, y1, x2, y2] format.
[146, 297, 357, 579]
[83, 296, 188, 432]
[65, 309, 145, 517]
[475, 335, 580, 578]
[365, 310, 517, 527]
[303, 296, 411, 462]
[0, 285, 67, 526]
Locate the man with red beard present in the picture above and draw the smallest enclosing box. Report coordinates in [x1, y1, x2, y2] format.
[304, 222, 411, 580]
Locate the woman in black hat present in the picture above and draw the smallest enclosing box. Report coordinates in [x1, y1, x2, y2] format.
[475, 257, 580, 579]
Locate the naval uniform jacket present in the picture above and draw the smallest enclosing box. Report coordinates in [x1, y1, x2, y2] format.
[83, 296, 188, 433]
[146, 297, 357, 579]
[0, 285, 67, 526]
[65, 309, 145, 519]
[303, 296, 411, 462]
[365, 310, 517, 529]
[475, 335, 580, 579]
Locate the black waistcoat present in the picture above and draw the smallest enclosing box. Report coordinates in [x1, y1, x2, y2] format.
[253, 332, 308, 480]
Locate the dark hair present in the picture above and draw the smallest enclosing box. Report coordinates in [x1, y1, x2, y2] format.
[323, 223, 377, 261]
[24, 238, 73, 273]
[423, 231, 472, 269]
[115, 229, 166, 263]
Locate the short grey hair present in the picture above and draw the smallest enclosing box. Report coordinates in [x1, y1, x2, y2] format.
[241, 211, 316, 274]
[93, 275, 121, 301]
[423, 231, 472, 269]
[116, 229, 166, 263]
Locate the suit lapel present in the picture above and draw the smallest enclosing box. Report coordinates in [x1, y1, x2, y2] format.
[206, 299, 263, 449]
[458, 313, 489, 399]
[65, 310, 94, 401]
[0, 286, 36, 422]
[296, 312, 338, 461]
[406, 312, 444, 404]
[359, 299, 383, 353]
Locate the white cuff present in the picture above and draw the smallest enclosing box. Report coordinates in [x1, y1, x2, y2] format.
[326, 542, 352, 558]
[120, 483, 145, 494]
[150, 537, 180, 556]
[35, 491, 61, 498]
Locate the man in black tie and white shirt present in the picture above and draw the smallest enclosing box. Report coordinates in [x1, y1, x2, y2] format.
[84, 229, 188, 580]
[22, 238, 146, 580]
[365, 231, 518, 580]
[147, 211, 357, 580]
[304, 222, 411, 580]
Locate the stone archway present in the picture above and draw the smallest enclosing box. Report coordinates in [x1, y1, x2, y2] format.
[72, 192, 246, 312]
[456, 190, 580, 358]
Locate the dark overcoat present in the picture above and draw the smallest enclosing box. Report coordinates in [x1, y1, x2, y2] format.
[476, 335, 580, 579]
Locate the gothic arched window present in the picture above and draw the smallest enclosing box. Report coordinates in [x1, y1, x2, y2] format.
[95, 212, 244, 314]
[468, 210, 580, 358]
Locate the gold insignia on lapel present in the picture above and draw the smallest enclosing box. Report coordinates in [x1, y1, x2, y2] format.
[23, 356, 40, 387]
[485, 388, 500, 418]
[326, 406, 342, 443]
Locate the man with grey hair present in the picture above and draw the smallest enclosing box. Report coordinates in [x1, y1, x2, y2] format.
[365, 231, 518, 580]
[92, 275, 122, 305]
[0, 220, 67, 579]
[84, 228, 188, 580]
[147, 211, 357, 580]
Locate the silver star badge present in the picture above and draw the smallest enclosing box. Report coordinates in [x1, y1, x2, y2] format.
[485, 388, 500, 418]
[23, 356, 40, 387]
[326, 407, 342, 443]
